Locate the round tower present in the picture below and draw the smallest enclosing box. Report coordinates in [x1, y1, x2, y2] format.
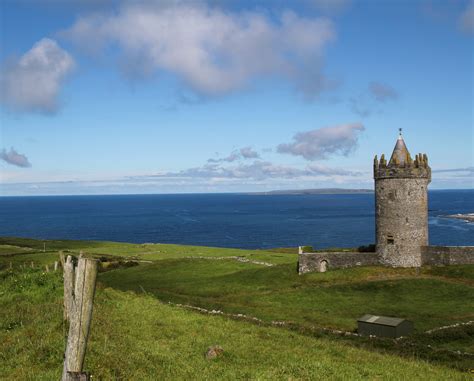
[373, 130, 431, 267]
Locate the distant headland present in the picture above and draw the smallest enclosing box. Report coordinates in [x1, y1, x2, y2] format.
[246, 188, 374, 195]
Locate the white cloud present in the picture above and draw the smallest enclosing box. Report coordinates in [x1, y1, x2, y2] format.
[368, 81, 399, 102]
[349, 95, 372, 117]
[63, 2, 335, 97]
[208, 151, 241, 163]
[350, 81, 398, 117]
[459, 0, 474, 33]
[433, 167, 474, 178]
[140, 160, 359, 181]
[208, 146, 260, 163]
[0, 38, 75, 113]
[0, 147, 32, 168]
[179, 161, 309, 180]
[277, 123, 365, 160]
[240, 146, 260, 159]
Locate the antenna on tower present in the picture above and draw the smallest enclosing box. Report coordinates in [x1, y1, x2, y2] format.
[399, 128, 403, 137]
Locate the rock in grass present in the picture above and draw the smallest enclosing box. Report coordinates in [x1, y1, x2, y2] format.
[205, 345, 224, 360]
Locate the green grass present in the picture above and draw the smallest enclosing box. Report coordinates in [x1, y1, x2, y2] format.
[1, 268, 470, 380]
[99, 259, 474, 332]
[426, 265, 474, 281]
[0, 244, 33, 255]
[0, 237, 296, 265]
[1, 237, 473, 378]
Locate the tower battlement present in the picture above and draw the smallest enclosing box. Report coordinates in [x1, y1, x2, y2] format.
[374, 130, 431, 267]
[373, 153, 431, 180]
[374, 130, 431, 180]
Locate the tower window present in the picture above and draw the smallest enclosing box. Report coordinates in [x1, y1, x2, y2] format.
[387, 235, 394, 244]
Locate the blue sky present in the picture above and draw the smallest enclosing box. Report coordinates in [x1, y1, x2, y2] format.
[0, 0, 473, 195]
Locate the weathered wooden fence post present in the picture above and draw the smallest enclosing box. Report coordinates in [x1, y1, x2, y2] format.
[59, 251, 65, 268]
[54, 261, 59, 272]
[62, 257, 98, 381]
[64, 256, 75, 323]
[63, 373, 90, 381]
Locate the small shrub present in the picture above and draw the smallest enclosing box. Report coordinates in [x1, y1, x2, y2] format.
[357, 244, 376, 252]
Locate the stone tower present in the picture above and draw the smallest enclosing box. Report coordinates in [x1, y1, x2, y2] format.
[373, 130, 431, 267]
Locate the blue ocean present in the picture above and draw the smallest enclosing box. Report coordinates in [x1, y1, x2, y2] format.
[0, 190, 473, 249]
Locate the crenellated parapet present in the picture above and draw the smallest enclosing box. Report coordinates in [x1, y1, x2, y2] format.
[373, 152, 431, 180]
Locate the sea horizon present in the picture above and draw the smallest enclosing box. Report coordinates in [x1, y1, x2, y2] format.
[2, 190, 473, 250]
[1, 187, 472, 198]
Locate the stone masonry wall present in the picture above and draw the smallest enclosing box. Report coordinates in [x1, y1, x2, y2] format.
[298, 252, 379, 274]
[421, 246, 474, 266]
[375, 177, 429, 267]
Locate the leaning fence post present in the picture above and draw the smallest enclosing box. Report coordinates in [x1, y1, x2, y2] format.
[54, 261, 59, 272]
[62, 257, 98, 381]
[59, 251, 65, 268]
[64, 256, 75, 323]
[63, 373, 90, 381]
[45, 264, 50, 273]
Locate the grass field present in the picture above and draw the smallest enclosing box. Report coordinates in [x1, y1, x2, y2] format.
[0, 237, 473, 379]
[99, 259, 474, 332]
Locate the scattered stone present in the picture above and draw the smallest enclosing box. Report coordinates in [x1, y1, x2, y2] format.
[425, 320, 473, 334]
[205, 345, 224, 360]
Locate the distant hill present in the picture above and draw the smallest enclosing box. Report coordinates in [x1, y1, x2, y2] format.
[247, 188, 374, 195]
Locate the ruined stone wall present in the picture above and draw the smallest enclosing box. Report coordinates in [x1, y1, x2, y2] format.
[375, 177, 429, 267]
[421, 246, 474, 266]
[298, 252, 379, 274]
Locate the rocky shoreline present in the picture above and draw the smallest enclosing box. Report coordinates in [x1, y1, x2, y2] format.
[444, 213, 474, 223]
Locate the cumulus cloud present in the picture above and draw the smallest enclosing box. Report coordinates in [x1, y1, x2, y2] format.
[140, 160, 358, 181]
[368, 81, 399, 102]
[208, 151, 241, 163]
[459, 0, 474, 33]
[350, 81, 398, 117]
[307, 163, 356, 176]
[240, 146, 260, 159]
[349, 96, 371, 117]
[63, 2, 335, 98]
[0, 38, 75, 113]
[0, 147, 32, 168]
[277, 123, 365, 161]
[433, 167, 474, 177]
[208, 146, 260, 163]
